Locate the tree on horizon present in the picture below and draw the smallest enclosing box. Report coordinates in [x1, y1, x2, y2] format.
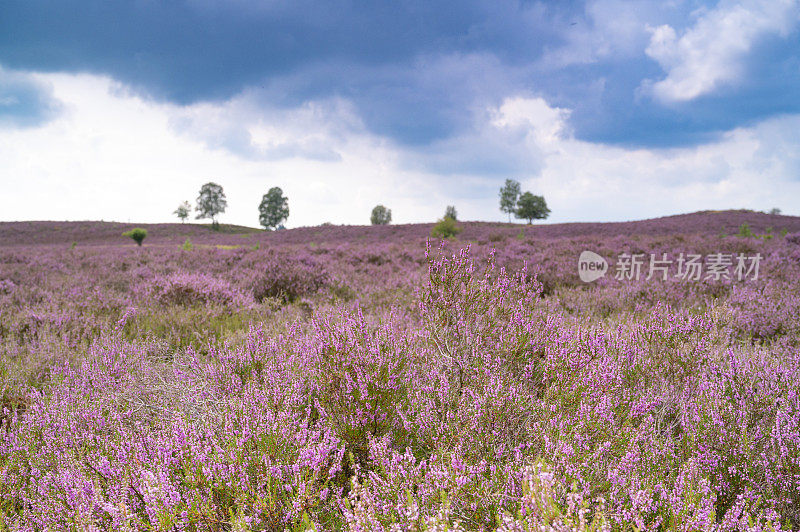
[499, 179, 521, 222]
[195, 182, 227, 229]
[173, 201, 191, 223]
[515, 192, 550, 224]
[258, 187, 289, 230]
[371, 205, 392, 225]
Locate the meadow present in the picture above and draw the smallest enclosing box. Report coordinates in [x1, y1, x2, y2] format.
[0, 210, 799, 531]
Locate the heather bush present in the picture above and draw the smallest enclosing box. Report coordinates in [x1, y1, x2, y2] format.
[0, 279, 15, 295]
[328, 279, 358, 302]
[305, 311, 418, 470]
[786, 231, 800, 245]
[421, 245, 545, 378]
[143, 272, 251, 308]
[729, 281, 800, 342]
[251, 255, 330, 303]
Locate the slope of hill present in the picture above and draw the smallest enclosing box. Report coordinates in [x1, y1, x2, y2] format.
[0, 221, 262, 246]
[0, 210, 797, 247]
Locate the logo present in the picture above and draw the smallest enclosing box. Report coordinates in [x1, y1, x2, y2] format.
[578, 251, 608, 282]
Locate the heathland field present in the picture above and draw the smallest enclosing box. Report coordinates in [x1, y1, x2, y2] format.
[1, 210, 799, 531]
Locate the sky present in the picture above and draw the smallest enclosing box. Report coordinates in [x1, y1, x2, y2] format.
[1, 0, 799, 228]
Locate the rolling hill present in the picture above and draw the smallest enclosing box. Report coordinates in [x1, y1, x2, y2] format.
[0, 209, 797, 247]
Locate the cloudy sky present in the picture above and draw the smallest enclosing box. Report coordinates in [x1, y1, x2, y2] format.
[1, 0, 799, 227]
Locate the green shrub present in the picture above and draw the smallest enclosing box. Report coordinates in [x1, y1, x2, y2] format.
[181, 238, 194, 251]
[736, 223, 753, 238]
[430, 217, 462, 239]
[122, 228, 147, 246]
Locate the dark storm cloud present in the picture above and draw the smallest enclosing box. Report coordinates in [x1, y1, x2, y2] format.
[1, 0, 798, 149]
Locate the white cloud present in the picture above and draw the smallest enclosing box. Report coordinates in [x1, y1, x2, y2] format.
[0, 72, 452, 227]
[166, 89, 365, 162]
[488, 96, 800, 221]
[490, 97, 571, 148]
[644, 0, 800, 102]
[0, 70, 799, 228]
